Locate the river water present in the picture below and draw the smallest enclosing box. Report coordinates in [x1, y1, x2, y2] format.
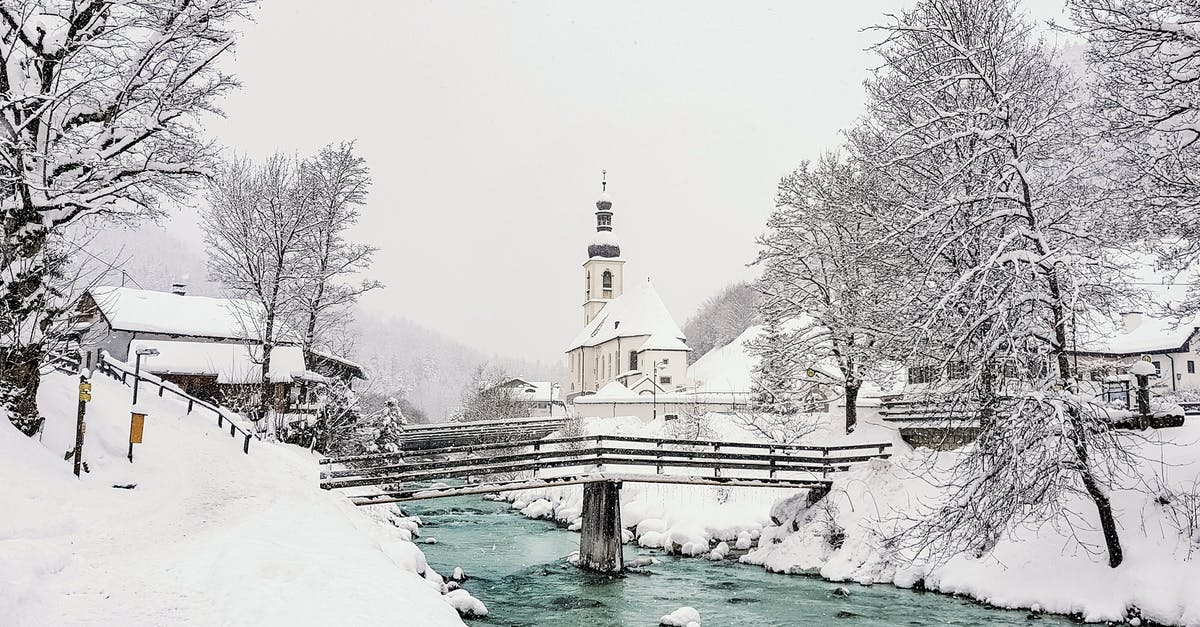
[404, 495, 1074, 627]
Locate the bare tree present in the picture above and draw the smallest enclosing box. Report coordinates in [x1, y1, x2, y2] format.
[1066, 1, 1200, 312]
[754, 152, 905, 434]
[0, 0, 252, 434]
[856, 0, 1133, 567]
[203, 154, 316, 428]
[455, 363, 526, 422]
[298, 142, 381, 353]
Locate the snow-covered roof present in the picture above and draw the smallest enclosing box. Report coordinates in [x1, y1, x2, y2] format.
[566, 280, 689, 352]
[1076, 312, 1200, 356]
[127, 339, 308, 385]
[494, 378, 561, 403]
[88, 286, 263, 340]
[591, 380, 634, 398]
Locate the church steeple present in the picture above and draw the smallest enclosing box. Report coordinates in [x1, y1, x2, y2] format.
[588, 170, 620, 259]
[582, 170, 625, 324]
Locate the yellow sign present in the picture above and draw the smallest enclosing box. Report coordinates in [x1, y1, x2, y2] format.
[78, 382, 92, 402]
[79, 391, 92, 402]
[129, 413, 145, 444]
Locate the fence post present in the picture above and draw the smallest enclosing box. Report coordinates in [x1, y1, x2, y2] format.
[217, 413, 224, 428]
[188, 399, 193, 414]
[244, 433, 251, 454]
[230, 423, 236, 437]
[158, 385, 164, 397]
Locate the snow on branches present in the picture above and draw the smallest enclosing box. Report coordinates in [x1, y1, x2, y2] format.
[1, 0, 253, 433]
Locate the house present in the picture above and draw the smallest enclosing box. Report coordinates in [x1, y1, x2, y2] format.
[564, 182, 692, 398]
[1070, 311, 1200, 394]
[487, 377, 565, 417]
[75, 284, 365, 410]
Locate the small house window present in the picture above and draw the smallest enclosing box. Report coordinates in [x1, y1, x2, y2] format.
[629, 351, 638, 371]
[1189, 361, 1195, 374]
[947, 361, 967, 380]
[664, 413, 679, 421]
[662, 358, 669, 365]
[659, 376, 672, 385]
[1153, 361, 1162, 377]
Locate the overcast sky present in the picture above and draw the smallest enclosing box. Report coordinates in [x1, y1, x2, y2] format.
[168, 0, 1073, 364]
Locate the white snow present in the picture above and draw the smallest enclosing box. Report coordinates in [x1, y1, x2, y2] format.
[1, 369, 464, 626]
[567, 280, 689, 352]
[659, 605, 701, 626]
[88, 286, 267, 340]
[127, 339, 309, 384]
[741, 426, 1200, 625]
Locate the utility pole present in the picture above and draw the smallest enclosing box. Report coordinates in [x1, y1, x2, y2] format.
[73, 371, 92, 477]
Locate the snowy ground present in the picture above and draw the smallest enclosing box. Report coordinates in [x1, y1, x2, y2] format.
[1, 370, 466, 626]
[503, 412, 1200, 626]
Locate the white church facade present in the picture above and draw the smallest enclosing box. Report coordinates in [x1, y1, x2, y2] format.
[564, 182, 692, 398]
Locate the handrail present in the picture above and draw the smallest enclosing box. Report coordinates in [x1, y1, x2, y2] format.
[321, 442, 890, 491]
[320, 433, 893, 465]
[95, 351, 257, 454]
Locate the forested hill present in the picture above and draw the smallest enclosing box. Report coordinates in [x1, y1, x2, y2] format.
[351, 313, 565, 421]
[682, 282, 761, 364]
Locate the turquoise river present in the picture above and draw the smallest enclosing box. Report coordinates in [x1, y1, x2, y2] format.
[403, 495, 1076, 627]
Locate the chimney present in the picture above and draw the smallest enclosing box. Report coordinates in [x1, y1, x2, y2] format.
[170, 282, 187, 296]
[1120, 311, 1143, 333]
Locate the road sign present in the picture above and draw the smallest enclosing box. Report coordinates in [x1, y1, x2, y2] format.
[79, 381, 92, 403]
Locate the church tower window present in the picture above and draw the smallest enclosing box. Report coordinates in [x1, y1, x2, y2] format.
[629, 351, 638, 371]
[602, 270, 613, 298]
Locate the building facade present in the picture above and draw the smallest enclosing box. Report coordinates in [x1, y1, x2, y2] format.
[564, 181, 691, 397]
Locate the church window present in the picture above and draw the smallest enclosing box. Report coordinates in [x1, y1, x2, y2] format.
[602, 270, 613, 298]
[659, 375, 672, 385]
[629, 351, 638, 371]
[586, 272, 591, 299]
[662, 358, 669, 365]
[598, 214, 611, 226]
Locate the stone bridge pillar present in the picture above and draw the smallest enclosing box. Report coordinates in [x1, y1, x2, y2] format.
[579, 480, 623, 573]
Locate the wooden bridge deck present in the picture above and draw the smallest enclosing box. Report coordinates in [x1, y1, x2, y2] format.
[320, 428, 892, 574]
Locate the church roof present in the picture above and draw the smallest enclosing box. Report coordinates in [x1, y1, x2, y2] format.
[566, 280, 689, 352]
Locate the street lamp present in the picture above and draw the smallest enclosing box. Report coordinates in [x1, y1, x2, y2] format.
[132, 347, 160, 405]
[652, 360, 662, 421]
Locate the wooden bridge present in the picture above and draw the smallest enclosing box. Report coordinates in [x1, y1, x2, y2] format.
[320, 427, 892, 574]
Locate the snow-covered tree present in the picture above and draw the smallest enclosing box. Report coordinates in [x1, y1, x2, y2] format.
[203, 154, 316, 428]
[748, 304, 798, 416]
[754, 153, 904, 434]
[856, 0, 1132, 567]
[1066, 0, 1200, 313]
[298, 142, 381, 353]
[0, 0, 251, 434]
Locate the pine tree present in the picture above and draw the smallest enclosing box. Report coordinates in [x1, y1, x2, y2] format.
[750, 306, 798, 416]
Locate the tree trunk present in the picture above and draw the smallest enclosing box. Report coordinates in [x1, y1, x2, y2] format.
[0, 223, 50, 435]
[844, 383, 859, 435]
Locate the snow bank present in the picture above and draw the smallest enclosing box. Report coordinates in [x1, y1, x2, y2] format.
[743, 427, 1200, 625]
[1, 370, 463, 626]
[659, 605, 701, 626]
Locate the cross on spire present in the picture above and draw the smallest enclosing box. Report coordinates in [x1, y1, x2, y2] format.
[601, 169, 607, 192]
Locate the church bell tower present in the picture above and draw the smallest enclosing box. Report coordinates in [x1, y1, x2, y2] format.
[583, 171, 625, 324]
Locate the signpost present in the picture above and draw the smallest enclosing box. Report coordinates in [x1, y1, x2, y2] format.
[128, 411, 146, 462]
[73, 374, 91, 477]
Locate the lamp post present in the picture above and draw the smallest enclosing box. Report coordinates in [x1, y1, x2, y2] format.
[129, 347, 159, 463]
[652, 360, 661, 421]
[132, 346, 160, 405]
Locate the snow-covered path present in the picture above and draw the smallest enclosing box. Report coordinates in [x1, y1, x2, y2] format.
[2, 370, 463, 626]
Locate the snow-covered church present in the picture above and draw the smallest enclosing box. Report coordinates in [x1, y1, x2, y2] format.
[564, 183, 691, 399]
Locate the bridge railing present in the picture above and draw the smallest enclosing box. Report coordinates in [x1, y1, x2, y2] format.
[320, 434, 893, 493]
[321, 433, 891, 466]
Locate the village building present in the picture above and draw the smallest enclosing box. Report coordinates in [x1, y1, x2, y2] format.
[1071, 311, 1200, 394]
[75, 285, 365, 409]
[486, 377, 566, 417]
[564, 182, 692, 399]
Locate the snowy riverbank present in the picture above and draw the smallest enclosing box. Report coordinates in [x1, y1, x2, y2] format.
[501, 413, 1200, 626]
[1, 370, 469, 626]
